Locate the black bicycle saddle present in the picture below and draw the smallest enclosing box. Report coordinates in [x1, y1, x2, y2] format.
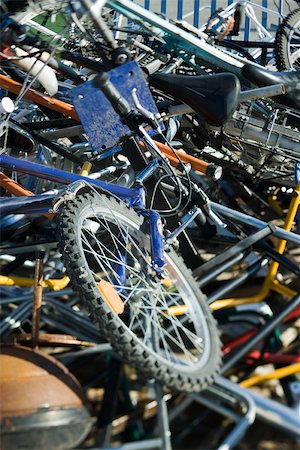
[242, 64, 300, 111]
[150, 72, 241, 127]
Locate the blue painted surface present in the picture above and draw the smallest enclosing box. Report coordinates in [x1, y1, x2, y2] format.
[140, 0, 271, 19]
[177, 0, 183, 20]
[262, 0, 268, 30]
[211, 0, 217, 16]
[193, 0, 200, 27]
[140, 209, 165, 271]
[295, 162, 300, 184]
[70, 61, 159, 152]
[161, 0, 167, 15]
[0, 154, 142, 203]
[244, 12, 250, 41]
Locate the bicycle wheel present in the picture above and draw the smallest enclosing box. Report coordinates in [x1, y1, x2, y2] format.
[59, 192, 222, 392]
[275, 8, 300, 70]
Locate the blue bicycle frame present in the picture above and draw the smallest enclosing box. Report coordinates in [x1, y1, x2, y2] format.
[2, 154, 300, 249]
[0, 154, 165, 273]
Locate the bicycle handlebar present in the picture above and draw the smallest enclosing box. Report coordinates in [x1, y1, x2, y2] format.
[95, 72, 132, 118]
[152, 141, 222, 180]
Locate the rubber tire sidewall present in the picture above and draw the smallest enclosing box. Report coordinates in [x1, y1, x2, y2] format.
[59, 193, 222, 392]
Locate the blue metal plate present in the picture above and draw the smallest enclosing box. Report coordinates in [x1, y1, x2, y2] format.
[70, 61, 159, 152]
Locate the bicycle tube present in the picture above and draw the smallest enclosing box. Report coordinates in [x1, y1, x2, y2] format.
[0, 75, 78, 120]
[106, 0, 259, 76]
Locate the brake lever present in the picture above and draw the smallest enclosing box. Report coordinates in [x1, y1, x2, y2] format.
[131, 88, 162, 132]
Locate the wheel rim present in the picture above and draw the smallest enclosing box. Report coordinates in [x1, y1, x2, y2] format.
[76, 199, 212, 373]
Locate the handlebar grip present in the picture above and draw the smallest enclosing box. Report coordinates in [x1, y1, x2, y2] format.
[149, 140, 222, 180]
[95, 72, 132, 118]
[143, 58, 164, 75]
[189, 164, 222, 186]
[205, 164, 222, 181]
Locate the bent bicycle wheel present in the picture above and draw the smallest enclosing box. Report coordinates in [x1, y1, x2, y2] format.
[59, 192, 222, 392]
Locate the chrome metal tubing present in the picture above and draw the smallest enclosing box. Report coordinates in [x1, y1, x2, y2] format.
[0, 301, 32, 336]
[193, 225, 274, 277]
[217, 377, 300, 439]
[56, 344, 113, 364]
[211, 202, 300, 246]
[207, 257, 268, 305]
[239, 84, 285, 102]
[226, 120, 300, 154]
[101, 439, 162, 449]
[193, 377, 256, 450]
[196, 251, 246, 287]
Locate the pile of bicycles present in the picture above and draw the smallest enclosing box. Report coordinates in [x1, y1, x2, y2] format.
[0, 1, 299, 449]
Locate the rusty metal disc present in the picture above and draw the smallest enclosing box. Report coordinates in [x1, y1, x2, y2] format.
[0, 344, 92, 450]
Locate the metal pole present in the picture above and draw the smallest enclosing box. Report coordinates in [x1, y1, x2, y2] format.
[216, 377, 300, 439]
[213, 378, 256, 450]
[211, 201, 300, 246]
[193, 0, 200, 27]
[207, 258, 268, 305]
[155, 383, 172, 450]
[31, 251, 44, 348]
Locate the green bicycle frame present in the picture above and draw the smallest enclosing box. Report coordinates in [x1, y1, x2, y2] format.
[107, 0, 259, 76]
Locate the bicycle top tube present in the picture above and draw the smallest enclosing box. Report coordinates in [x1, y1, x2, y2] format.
[0, 193, 56, 215]
[107, 0, 259, 76]
[0, 154, 144, 206]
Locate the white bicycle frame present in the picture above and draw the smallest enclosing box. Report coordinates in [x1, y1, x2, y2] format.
[185, 0, 282, 39]
[194, 0, 283, 60]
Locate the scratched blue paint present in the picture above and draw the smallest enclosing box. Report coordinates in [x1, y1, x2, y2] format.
[70, 61, 159, 152]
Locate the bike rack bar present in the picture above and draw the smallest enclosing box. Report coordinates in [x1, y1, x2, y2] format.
[99, 439, 162, 449]
[217, 377, 300, 439]
[167, 375, 256, 450]
[0, 241, 57, 256]
[255, 241, 300, 276]
[0, 300, 32, 336]
[193, 225, 274, 278]
[193, 377, 256, 450]
[207, 257, 268, 305]
[196, 251, 247, 287]
[43, 310, 100, 338]
[0, 289, 74, 305]
[155, 383, 172, 450]
[56, 344, 113, 364]
[80, 383, 172, 450]
[168, 396, 194, 422]
[211, 202, 300, 246]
